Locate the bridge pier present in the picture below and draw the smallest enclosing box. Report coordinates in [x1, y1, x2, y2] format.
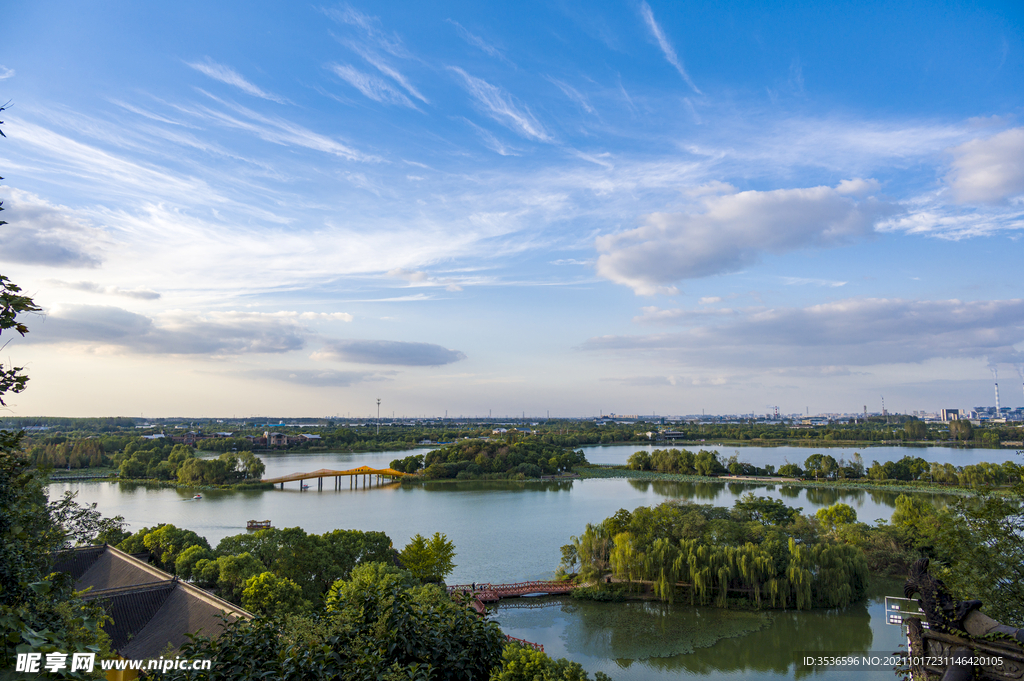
[318, 477, 322, 491]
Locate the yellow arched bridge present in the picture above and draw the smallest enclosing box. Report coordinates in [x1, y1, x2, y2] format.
[262, 466, 409, 491]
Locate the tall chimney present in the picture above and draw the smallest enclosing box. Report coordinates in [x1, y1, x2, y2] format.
[995, 382, 1000, 414]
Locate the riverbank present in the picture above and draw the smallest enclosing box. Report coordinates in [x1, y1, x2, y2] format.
[44, 473, 274, 491]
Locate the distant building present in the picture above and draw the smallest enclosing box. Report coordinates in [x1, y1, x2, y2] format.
[940, 409, 962, 422]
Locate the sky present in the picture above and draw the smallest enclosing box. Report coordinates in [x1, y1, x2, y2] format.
[1, 0, 1023, 419]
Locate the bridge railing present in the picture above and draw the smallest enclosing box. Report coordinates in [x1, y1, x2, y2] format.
[505, 635, 544, 652]
[447, 580, 574, 595]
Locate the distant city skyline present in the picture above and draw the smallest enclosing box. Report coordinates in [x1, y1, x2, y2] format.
[1, 1, 1023, 417]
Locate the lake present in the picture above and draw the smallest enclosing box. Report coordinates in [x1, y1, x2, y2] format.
[49, 443, 994, 680]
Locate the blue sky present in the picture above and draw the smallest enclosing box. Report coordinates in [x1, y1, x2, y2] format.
[1, 1, 1023, 418]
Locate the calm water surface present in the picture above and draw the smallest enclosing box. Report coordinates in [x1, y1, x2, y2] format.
[51, 444, 978, 680]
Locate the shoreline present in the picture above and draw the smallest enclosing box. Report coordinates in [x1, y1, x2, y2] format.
[574, 465, 1003, 496]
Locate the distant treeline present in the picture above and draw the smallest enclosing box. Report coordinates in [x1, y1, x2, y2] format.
[624, 448, 1023, 489]
[29, 436, 265, 484]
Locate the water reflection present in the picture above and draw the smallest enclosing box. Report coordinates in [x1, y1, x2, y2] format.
[421, 480, 575, 493]
[496, 596, 898, 681]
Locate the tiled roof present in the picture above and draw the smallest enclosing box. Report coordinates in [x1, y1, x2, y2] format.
[56, 545, 251, 658]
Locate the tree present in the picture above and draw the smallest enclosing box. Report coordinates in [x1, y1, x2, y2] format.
[398, 532, 456, 582]
[804, 454, 824, 480]
[733, 493, 801, 526]
[0, 107, 113, 673]
[777, 463, 803, 477]
[627, 450, 651, 471]
[950, 419, 973, 442]
[816, 502, 858, 532]
[694, 449, 725, 476]
[491, 644, 612, 681]
[934, 478, 1024, 626]
[240, 571, 307, 616]
[557, 542, 578, 576]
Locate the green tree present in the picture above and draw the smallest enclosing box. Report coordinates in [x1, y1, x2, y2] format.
[0, 110, 115, 673]
[733, 493, 801, 526]
[175, 544, 213, 580]
[934, 481, 1024, 626]
[398, 532, 457, 582]
[804, 454, 824, 480]
[950, 419, 974, 442]
[134, 523, 211, 572]
[491, 644, 612, 681]
[240, 571, 307, 616]
[694, 449, 725, 476]
[627, 451, 651, 471]
[816, 502, 858, 532]
[216, 552, 266, 603]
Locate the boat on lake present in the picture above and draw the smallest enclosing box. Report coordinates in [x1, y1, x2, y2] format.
[246, 520, 272, 530]
[192, 493, 202, 500]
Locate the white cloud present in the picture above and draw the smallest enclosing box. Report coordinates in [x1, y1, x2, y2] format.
[595, 181, 895, 294]
[50, 280, 161, 300]
[449, 67, 551, 142]
[0, 188, 102, 267]
[388, 268, 464, 291]
[780, 276, 847, 287]
[347, 45, 428, 104]
[298, 312, 354, 322]
[447, 20, 515, 67]
[24, 306, 359, 355]
[835, 178, 881, 197]
[638, 1, 700, 95]
[0, 66, 14, 80]
[945, 127, 1024, 204]
[313, 339, 467, 366]
[548, 78, 596, 115]
[328, 63, 418, 108]
[187, 58, 286, 104]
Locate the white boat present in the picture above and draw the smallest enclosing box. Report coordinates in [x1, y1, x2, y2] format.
[192, 493, 202, 500]
[301, 484, 310, 490]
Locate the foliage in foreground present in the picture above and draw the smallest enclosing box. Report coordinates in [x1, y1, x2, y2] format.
[117, 524, 396, 607]
[166, 562, 610, 681]
[0, 443, 120, 678]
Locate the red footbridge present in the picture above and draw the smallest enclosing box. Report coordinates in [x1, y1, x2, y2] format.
[447, 580, 576, 603]
[447, 580, 577, 652]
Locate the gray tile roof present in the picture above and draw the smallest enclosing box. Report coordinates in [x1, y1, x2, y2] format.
[56, 545, 251, 658]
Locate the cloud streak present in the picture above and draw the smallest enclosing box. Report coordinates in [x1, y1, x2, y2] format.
[638, 1, 701, 94]
[449, 67, 551, 142]
[50, 281, 161, 300]
[187, 58, 286, 104]
[329, 63, 418, 108]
